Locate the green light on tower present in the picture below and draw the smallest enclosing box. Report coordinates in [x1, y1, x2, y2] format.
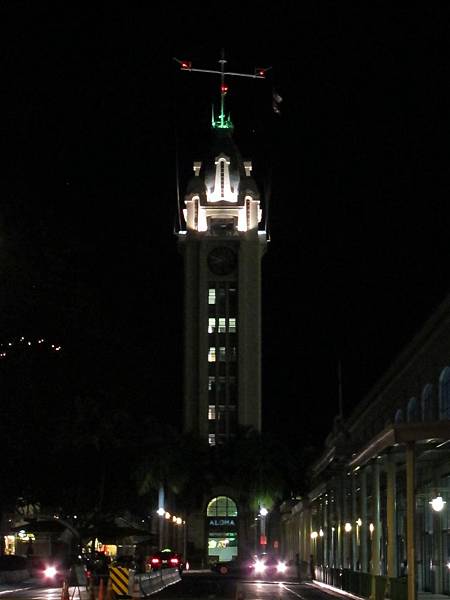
[212, 82, 233, 129]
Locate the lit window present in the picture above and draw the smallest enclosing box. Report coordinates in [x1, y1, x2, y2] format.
[229, 318, 236, 333]
[218, 318, 226, 333]
[218, 347, 226, 361]
[208, 434, 216, 446]
[208, 318, 216, 333]
[207, 496, 238, 517]
[208, 348, 216, 362]
[208, 405, 216, 420]
[208, 376, 215, 391]
[208, 289, 216, 304]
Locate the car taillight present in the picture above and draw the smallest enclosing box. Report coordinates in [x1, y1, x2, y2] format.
[169, 558, 179, 565]
[151, 558, 160, 565]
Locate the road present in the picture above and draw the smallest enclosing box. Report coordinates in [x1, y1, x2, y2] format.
[0, 572, 346, 600]
[0, 581, 87, 600]
[154, 571, 346, 600]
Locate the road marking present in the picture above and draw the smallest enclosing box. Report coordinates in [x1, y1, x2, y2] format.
[279, 583, 307, 600]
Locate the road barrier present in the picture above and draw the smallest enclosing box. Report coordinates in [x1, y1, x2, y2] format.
[131, 568, 181, 598]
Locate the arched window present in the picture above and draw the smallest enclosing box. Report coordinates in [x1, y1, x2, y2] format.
[207, 496, 238, 517]
[421, 384, 434, 422]
[407, 397, 418, 422]
[439, 368, 450, 419]
[394, 409, 404, 424]
[206, 497, 238, 564]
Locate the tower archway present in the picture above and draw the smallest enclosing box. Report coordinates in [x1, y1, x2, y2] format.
[206, 496, 238, 564]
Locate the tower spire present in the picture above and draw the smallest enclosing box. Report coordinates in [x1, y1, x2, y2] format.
[174, 52, 270, 130]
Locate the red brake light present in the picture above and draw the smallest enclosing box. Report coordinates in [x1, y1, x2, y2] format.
[170, 558, 179, 565]
[151, 558, 160, 564]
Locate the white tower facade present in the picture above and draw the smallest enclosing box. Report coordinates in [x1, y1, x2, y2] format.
[178, 128, 267, 446]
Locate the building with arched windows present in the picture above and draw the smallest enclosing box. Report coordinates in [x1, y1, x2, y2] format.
[280, 294, 450, 600]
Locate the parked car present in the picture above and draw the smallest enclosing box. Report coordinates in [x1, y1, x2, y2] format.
[148, 550, 184, 573]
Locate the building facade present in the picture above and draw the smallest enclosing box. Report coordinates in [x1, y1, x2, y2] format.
[177, 118, 267, 565]
[281, 294, 450, 600]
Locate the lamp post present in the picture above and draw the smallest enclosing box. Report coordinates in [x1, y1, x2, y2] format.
[158, 486, 165, 549]
[156, 507, 165, 549]
[259, 507, 268, 550]
[430, 494, 446, 593]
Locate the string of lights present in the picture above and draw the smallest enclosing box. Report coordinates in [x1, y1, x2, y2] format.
[0, 337, 62, 359]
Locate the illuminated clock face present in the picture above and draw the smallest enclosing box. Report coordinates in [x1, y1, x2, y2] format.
[207, 246, 237, 276]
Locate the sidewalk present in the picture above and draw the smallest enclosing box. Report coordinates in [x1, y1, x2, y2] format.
[308, 579, 450, 600]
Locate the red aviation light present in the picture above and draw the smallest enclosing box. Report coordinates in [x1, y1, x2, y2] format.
[255, 67, 266, 77]
[220, 84, 228, 94]
[180, 61, 191, 70]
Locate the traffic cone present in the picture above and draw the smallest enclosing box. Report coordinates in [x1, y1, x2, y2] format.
[61, 580, 70, 600]
[105, 577, 112, 600]
[89, 580, 96, 600]
[98, 578, 104, 600]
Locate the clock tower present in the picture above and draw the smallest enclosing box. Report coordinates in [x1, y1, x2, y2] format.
[178, 124, 267, 446]
[175, 55, 268, 565]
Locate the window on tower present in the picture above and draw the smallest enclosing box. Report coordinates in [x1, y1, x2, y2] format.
[209, 218, 236, 235]
[208, 405, 216, 420]
[208, 288, 216, 305]
[208, 318, 216, 334]
[218, 318, 226, 333]
[229, 318, 236, 333]
[229, 287, 237, 315]
[208, 434, 216, 446]
[216, 287, 226, 314]
[208, 348, 216, 362]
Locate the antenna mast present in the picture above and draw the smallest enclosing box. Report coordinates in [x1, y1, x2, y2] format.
[174, 50, 270, 129]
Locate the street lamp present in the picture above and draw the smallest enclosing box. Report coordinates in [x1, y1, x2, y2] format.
[259, 507, 268, 549]
[430, 495, 446, 512]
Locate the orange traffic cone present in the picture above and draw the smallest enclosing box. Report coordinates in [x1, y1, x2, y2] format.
[105, 577, 112, 600]
[98, 578, 105, 600]
[89, 580, 96, 600]
[61, 580, 70, 600]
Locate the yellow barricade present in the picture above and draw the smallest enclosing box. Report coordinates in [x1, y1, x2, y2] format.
[109, 566, 129, 597]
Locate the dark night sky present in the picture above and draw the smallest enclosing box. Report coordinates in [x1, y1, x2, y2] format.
[3, 3, 450, 453]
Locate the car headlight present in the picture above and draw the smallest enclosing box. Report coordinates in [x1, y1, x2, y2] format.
[276, 561, 287, 573]
[253, 559, 266, 574]
[44, 566, 57, 578]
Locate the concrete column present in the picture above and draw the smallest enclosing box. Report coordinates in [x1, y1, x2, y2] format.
[361, 468, 368, 572]
[406, 442, 416, 600]
[336, 478, 342, 568]
[343, 475, 350, 568]
[352, 472, 357, 570]
[324, 492, 328, 567]
[372, 463, 381, 575]
[386, 458, 397, 577]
